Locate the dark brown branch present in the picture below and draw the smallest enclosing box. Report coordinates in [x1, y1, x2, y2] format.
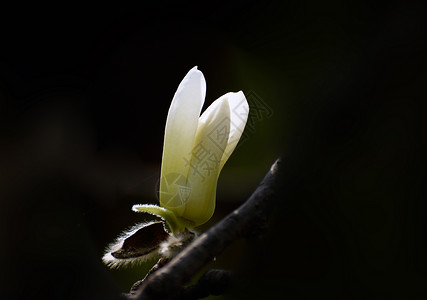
[133, 158, 282, 299]
[128, 257, 170, 296]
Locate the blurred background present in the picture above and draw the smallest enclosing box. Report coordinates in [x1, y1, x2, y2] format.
[0, 1, 426, 299]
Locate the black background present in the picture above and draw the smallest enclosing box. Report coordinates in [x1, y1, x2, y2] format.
[1, 1, 426, 299]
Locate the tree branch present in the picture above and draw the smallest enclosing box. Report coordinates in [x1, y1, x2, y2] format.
[132, 158, 282, 299]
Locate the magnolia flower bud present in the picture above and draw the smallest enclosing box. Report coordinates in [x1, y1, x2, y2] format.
[134, 67, 249, 231]
[104, 67, 249, 269]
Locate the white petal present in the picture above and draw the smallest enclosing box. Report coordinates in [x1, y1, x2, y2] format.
[199, 91, 249, 172]
[218, 91, 249, 171]
[160, 67, 206, 214]
[182, 98, 231, 225]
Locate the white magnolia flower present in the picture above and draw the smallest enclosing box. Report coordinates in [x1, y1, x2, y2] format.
[133, 67, 249, 232]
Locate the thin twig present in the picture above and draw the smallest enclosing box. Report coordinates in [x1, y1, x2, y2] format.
[128, 257, 170, 296]
[133, 158, 282, 299]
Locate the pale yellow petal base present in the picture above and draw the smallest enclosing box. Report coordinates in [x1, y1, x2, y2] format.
[132, 204, 195, 234]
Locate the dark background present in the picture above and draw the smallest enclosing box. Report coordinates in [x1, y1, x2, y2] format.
[0, 1, 426, 299]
